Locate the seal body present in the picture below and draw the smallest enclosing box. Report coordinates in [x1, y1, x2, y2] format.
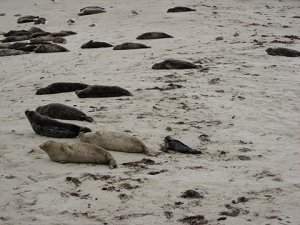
[39, 140, 117, 168]
[36, 103, 93, 122]
[17, 15, 39, 23]
[152, 59, 198, 69]
[4, 30, 29, 37]
[34, 43, 69, 53]
[136, 32, 173, 40]
[36, 82, 89, 95]
[163, 136, 202, 154]
[113, 42, 151, 50]
[75, 85, 132, 98]
[167, 7, 196, 13]
[266, 47, 300, 57]
[81, 40, 112, 48]
[79, 131, 155, 155]
[1, 36, 29, 43]
[50, 30, 77, 37]
[0, 49, 29, 57]
[78, 6, 106, 16]
[25, 110, 91, 138]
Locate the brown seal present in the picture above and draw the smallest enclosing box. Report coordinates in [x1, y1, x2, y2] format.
[152, 59, 198, 69]
[75, 85, 132, 98]
[113, 42, 151, 50]
[136, 32, 173, 40]
[39, 140, 117, 169]
[79, 131, 156, 155]
[36, 103, 93, 122]
[25, 110, 91, 138]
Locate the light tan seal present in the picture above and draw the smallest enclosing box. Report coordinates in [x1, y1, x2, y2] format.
[79, 131, 156, 156]
[39, 140, 117, 169]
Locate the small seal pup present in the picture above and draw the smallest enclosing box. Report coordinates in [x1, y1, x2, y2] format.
[36, 103, 93, 122]
[167, 7, 196, 13]
[163, 136, 202, 154]
[36, 82, 89, 95]
[266, 47, 300, 57]
[113, 42, 151, 50]
[81, 40, 113, 48]
[34, 43, 69, 53]
[75, 85, 132, 98]
[25, 110, 91, 138]
[79, 131, 156, 156]
[152, 59, 198, 70]
[39, 140, 117, 169]
[136, 32, 173, 40]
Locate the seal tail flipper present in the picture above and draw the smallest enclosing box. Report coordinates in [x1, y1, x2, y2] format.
[106, 153, 117, 169]
[84, 116, 94, 123]
[80, 126, 92, 133]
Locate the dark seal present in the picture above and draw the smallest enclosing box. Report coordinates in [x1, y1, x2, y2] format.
[34, 43, 69, 53]
[152, 59, 198, 69]
[78, 6, 106, 16]
[113, 42, 151, 50]
[81, 40, 113, 48]
[136, 32, 173, 40]
[36, 82, 89, 95]
[17, 15, 39, 23]
[163, 136, 202, 154]
[75, 85, 132, 98]
[266, 47, 300, 57]
[36, 103, 93, 122]
[25, 110, 91, 138]
[167, 7, 196, 13]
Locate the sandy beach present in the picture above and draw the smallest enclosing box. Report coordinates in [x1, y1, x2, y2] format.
[0, 0, 300, 224]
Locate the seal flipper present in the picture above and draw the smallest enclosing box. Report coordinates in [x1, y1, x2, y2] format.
[82, 116, 93, 123]
[105, 153, 117, 169]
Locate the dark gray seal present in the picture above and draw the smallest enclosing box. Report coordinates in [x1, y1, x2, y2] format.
[34, 43, 69, 53]
[136, 32, 173, 40]
[36, 82, 89, 95]
[78, 6, 106, 16]
[113, 42, 151, 50]
[36, 103, 93, 122]
[81, 40, 113, 48]
[3, 29, 30, 37]
[17, 15, 39, 23]
[9, 42, 38, 52]
[167, 7, 196, 13]
[0, 49, 29, 57]
[1, 36, 29, 43]
[34, 17, 47, 25]
[75, 85, 132, 98]
[30, 32, 51, 38]
[266, 47, 300, 57]
[152, 59, 198, 69]
[25, 110, 91, 138]
[163, 136, 202, 154]
[50, 30, 77, 37]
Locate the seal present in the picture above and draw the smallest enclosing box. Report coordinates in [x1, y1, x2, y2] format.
[136, 32, 173, 40]
[79, 131, 156, 156]
[30, 36, 53, 43]
[36, 82, 89, 95]
[9, 42, 38, 52]
[113, 42, 151, 50]
[81, 40, 113, 48]
[1, 36, 29, 43]
[266, 47, 300, 57]
[167, 7, 196, 13]
[36, 103, 93, 122]
[34, 43, 69, 53]
[50, 30, 77, 37]
[163, 136, 202, 154]
[4, 29, 30, 37]
[39, 140, 117, 169]
[152, 59, 198, 69]
[17, 15, 39, 23]
[75, 85, 132, 98]
[78, 6, 106, 16]
[0, 49, 29, 57]
[25, 110, 91, 138]
[30, 31, 51, 38]
[34, 17, 47, 25]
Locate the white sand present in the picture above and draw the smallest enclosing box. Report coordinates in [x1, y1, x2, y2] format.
[0, 0, 299, 224]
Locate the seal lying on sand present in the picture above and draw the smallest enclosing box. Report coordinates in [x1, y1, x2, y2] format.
[75, 85, 132, 98]
[152, 59, 198, 69]
[17, 15, 39, 23]
[39, 140, 117, 168]
[30, 32, 51, 38]
[36, 82, 89, 95]
[163, 136, 202, 154]
[136, 32, 173, 40]
[113, 42, 151, 50]
[167, 6, 196, 13]
[1, 36, 29, 43]
[79, 131, 156, 156]
[81, 40, 113, 48]
[266, 47, 300, 57]
[8, 42, 38, 52]
[36, 103, 93, 122]
[25, 110, 91, 138]
[50, 30, 77, 37]
[34, 43, 69, 53]
[78, 6, 106, 16]
[34, 17, 47, 25]
[3, 29, 30, 37]
[0, 49, 29, 57]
